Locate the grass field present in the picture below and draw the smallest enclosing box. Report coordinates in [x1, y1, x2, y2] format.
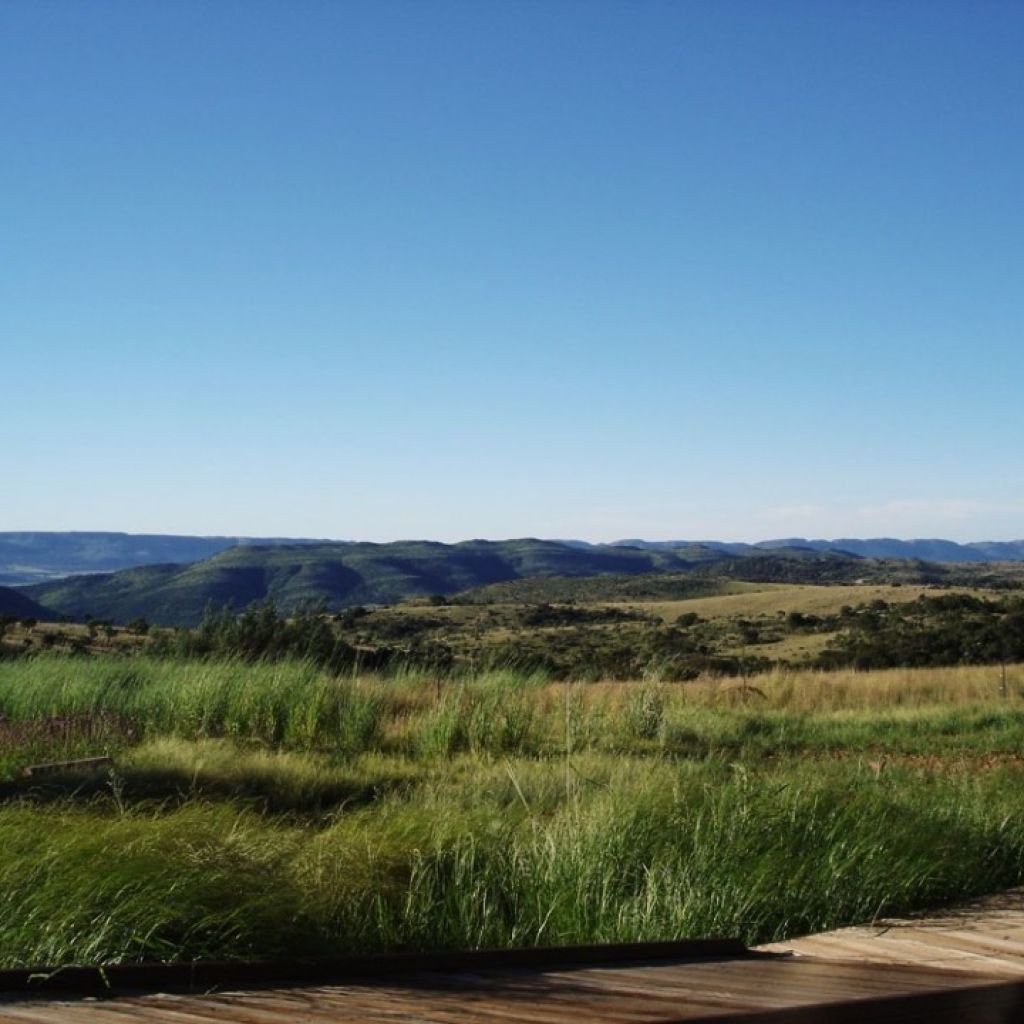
[2, 655, 1024, 967]
[1, 580, 1008, 677]
[614, 582, 985, 622]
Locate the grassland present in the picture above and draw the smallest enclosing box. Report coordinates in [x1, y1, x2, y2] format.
[616, 582, 986, 621]
[0, 580, 993, 668]
[323, 581, 1018, 679]
[2, 654, 1024, 968]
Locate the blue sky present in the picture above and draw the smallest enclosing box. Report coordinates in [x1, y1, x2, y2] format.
[3, 1, 1022, 542]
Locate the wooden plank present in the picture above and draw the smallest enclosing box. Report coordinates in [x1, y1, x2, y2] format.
[109, 974, 1024, 1024]
[258, 983, 718, 1024]
[765, 926, 1024, 975]
[678, 982, 1024, 1024]
[21, 757, 113, 779]
[0, 940, 751, 996]
[760, 885, 1024, 979]
[85, 993, 332, 1024]
[775, 932, 1024, 973]
[4, 972, 1024, 1024]
[544, 957, 995, 1002]
[0, 1001, 174, 1024]
[412, 961, 874, 1017]
[129, 982, 668, 1024]
[305, 977, 742, 1024]
[900, 925, 1024, 959]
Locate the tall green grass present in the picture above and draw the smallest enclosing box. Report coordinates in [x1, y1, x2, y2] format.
[4, 657, 1024, 765]
[0, 657, 384, 750]
[2, 757, 1024, 966]
[3, 654, 1024, 968]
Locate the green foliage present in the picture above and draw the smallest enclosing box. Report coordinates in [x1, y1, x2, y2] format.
[155, 600, 357, 673]
[819, 593, 1024, 670]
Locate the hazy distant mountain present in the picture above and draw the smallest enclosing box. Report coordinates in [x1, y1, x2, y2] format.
[7, 532, 1023, 591]
[613, 537, 1024, 562]
[750, 537, 977, 561]
[962, 541, 1024, 561]
[0, 532, 336, 585]
[8, 531, 1024, 627]
[17, 534, 1024, 627]
[19, 539, 716, 626]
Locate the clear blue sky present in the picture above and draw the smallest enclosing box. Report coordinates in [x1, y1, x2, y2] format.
[3, 1, 1022, 542]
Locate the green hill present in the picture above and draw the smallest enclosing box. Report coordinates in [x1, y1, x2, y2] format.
[6, 531, 1024, 588]
[19, 539, 712, 626]
[22, 540, 1022, 628]
[458, 573, 733, 604]
[0, 531, 332, 585]
[690, 549, 909, 585]
[456, 550, 913, 603]
[689, 550, 1024, 588]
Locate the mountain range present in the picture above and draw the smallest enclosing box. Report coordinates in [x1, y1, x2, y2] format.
[613, 537, 1024, 562]
[0, 532, 333, 586]
[16, 539, 719, 626]
[3, 531, 1024, 588]
[5, 531, 1023, 627]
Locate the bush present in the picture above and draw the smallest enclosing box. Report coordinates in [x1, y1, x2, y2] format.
[154, 601, 357, 673]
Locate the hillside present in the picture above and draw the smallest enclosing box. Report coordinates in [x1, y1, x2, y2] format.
[0, 532, 334, 585]
[615, 537, 1024, 562]
[458, 550, 1021, 603]
[19, 539, 714, 626]
[6, 532, 1024, 588]
[458, 573, 737, 604]
[21, 539, 1024, 628]
[690, 550, 935, 585]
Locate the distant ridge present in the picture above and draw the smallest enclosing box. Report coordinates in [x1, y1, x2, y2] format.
[4, 532, 1024, 589]
[18, 539, 719, 626]
[0, 532, 337, 586]
[611, 537, 1024, 563]
[15, 535, 1024, 628]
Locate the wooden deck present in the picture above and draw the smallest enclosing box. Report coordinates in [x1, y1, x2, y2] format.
[5, 963, 1024, 1023]
[6, 894, 1024, 1023]
[2, 952, 1021, 1023]
[760, 886, 1024, 977]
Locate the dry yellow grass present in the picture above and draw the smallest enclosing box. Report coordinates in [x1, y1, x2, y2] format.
[717, 632, 836, 661]
[456, 662, 1022, 720]
[616, 584, 985, 623]
[666, 662, 1022, 712]
[0, 620, 147, 657]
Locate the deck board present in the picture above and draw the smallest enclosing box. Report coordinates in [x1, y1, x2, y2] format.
[759, 886, 1024, 977]
[2, 957, 1020, 1024]
[7, 895, 1024, 1023]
